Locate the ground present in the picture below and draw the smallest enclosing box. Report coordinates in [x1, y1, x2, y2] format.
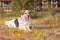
[0, 16, 60, 40]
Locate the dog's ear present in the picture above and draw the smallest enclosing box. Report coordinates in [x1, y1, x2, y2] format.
[28, 10, 31, 15]
[21, 10, 25, 15]
[29, 10, 31, 14]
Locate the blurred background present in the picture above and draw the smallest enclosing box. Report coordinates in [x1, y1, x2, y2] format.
[0, 0, 60, 18]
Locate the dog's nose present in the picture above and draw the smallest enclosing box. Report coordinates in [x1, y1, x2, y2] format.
[28, 15, 30, 17]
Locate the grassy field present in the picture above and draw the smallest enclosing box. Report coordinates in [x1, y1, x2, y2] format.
[0, 15, 60, 40]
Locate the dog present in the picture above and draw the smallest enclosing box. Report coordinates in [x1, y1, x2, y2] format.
[5, 10, 31, 31]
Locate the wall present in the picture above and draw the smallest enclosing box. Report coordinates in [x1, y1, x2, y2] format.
[0, 2, 1, 8]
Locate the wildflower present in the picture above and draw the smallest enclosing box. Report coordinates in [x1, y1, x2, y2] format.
[15, 32, 21, 37]
[0, 19, 6, 25]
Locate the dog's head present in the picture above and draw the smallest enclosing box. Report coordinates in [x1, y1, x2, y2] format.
[21, 10, 30, 21]
[21, 10, 30, 17]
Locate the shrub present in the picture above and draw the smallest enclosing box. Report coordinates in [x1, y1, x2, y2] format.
[3, 12, 21, 17]
[31, 11, 50, 18]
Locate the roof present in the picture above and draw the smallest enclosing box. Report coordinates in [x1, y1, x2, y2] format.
[0, 0, 11, 2]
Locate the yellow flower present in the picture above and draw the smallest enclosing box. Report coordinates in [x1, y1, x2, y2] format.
[34, 29, 42, 37]
[15, 32, 21, 37]
[38, 32, 42, 36]
[34, 29, 38, 34]
[0, 19, 6, 25]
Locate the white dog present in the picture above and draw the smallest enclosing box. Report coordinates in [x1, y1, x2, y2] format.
[5, 10, 31, 31]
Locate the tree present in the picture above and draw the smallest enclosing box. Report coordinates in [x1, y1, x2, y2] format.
[10, 0, 42, 11]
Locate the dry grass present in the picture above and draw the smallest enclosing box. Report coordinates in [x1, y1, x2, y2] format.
[0, 16, 60, 40]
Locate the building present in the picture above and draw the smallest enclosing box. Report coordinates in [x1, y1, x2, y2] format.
[0, 0, 60, 12]
[34, 0, 60, 11]
[42, 0, 60, 8]
[0, 0, 11, 11]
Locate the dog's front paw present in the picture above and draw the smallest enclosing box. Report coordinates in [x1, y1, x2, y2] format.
[28, 30, 32, 32]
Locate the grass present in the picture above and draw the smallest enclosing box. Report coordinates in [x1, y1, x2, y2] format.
[0, 11, 54, 18]
[0, 25, 60, 40]
[0, 11, 60, 40]
[0, 15, 60, 40]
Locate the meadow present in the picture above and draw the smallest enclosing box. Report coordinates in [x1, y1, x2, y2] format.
[0, 11, 60, 40]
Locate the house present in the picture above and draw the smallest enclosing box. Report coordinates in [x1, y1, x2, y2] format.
[0, 0, 12, 11]
[34, 0, 60, 11]
[0, 0, 60, 12]
[42, 0, 60, 8]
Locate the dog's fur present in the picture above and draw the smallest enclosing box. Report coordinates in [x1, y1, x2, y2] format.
[5, 10, 31, 31]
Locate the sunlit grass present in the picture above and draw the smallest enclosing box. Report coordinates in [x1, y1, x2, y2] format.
[0, 15, 60, 40]
[0, 19, 6, 25]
